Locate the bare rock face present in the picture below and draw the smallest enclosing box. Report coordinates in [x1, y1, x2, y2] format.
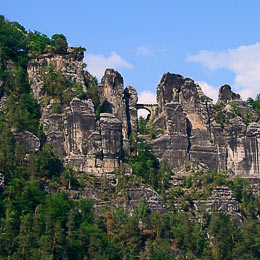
[26, 45, 260, 180]
[64, 102, 123, 175]
[0, 95, 7, 112]
[153, 72, 260, 177]
[225, 120, 260, 177]
[27, 49, 126, 176]
[64, 98, 96, 155]
[150, 102, 189, 170]
[115, 186, 166, 213]
[155, 73, 216, 173]
[40, 97, 123, 175]
[194, 187, 243, 221]
[27, 47, 86, 101]
[217, 84, 241, 104]
[99, 69, 129, 142]
[211, 86, 260, 177]
[124, 85, 138, 135]
[12, 130, 40, 152]
[100, 113, 123, 172]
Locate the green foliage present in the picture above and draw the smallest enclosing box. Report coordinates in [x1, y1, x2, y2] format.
[42, 65, 84, 109]
[247, 94, 260, 116]
[86, 83, 101, 117]
[138, 116, 156, 139]
[209, 213, 238, 260]
[0, 15, 27, 60]
[138, 116, 148, 134]
[3, 65, 30, 95]
[33, 144, 64, 179]
[51, 99, 62, 114]
[60, 165, 79, 189]
[75, 83, 87, 100]
[51, 34, 68, 54]
[214, 102, 227, 126]
[6, 93, 40, 134]
[231, 101, 252, 125]
[129, 134, 159, 189]
[0, 16, 41, 137]
[26, 31, 52, 54]
[42, 65, 70, 99]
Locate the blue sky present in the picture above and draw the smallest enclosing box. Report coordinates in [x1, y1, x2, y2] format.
[2, 1, 260, 103]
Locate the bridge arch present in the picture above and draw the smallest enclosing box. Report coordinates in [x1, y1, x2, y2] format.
[136, 104, 158, 120]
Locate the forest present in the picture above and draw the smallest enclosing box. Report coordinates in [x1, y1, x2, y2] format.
[0, 15, 260, 259]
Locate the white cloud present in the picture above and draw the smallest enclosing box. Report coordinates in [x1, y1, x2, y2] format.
[187, 42, 260, 99]
[135, 45, 169, 57]
[135, 46, 154, 57]
[196, 81, 218, 103]
[137, 91, 157, 118]
[138, 91, 157, 104]
[85, 51, 133, 80]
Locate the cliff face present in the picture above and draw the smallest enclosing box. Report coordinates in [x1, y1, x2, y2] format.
[27, 47, 86, 101]
[27, 49, 123, 176]
[25, 48, 260, 179]
[153, 73, 260, 178]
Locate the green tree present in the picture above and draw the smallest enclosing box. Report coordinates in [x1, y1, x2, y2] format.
[51, 34, 68, 54]
[247, 94, 260, 116]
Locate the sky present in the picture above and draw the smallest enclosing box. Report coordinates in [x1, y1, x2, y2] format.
[2, 1, 260, 106]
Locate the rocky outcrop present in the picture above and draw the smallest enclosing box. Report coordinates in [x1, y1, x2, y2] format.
[26, 46, 260, 179]
[61, 182, 166, 213]
[114, 186, 166, 213]
[40, 97, 123, 175]
[194, 187, 243, 221]
[99, 69, 129, 144]
[12, 130, 40, 152]
[217, 84, 241, 104]
[27, 47, 86, 101]
[153, 73, 216, 173]
[124, 85, 138, 135]
[0, 95, 7, 112]
[148, 72, 260, 177]
[212, 86, 260, 177]
[150, 102, 189, 170]
[64, 101, 123, 175]
[99, 113, 123, 172]
[64, 98, 96, 156]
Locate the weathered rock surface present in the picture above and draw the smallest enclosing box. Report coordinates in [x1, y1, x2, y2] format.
[99, 113, 122, 172]
[124, 85, 138, 135]
[114, 186, 166, 213]
[194, 187, 242, 220]
[26, 47, 260, 180]
[217, 84, 241, 104]
[60, 182, 166, 213]
[20, 44, 260, 218]
[154, 73, 217, 173]
[99, 69, 129, 144]
[64, 102, 123, 175]
[27, 47, 86, 101]
[12, 130, 40, 152]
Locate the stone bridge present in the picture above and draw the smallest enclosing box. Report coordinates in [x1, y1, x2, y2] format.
[136, 103, 158, 119]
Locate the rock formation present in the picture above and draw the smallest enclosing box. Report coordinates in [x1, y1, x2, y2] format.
[24, 48, 260, 179]
[99, 69, 129, 147]
[194, 187, 243, 221]
[12, 130, 40, 152]
[27, 47, 86, 101]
